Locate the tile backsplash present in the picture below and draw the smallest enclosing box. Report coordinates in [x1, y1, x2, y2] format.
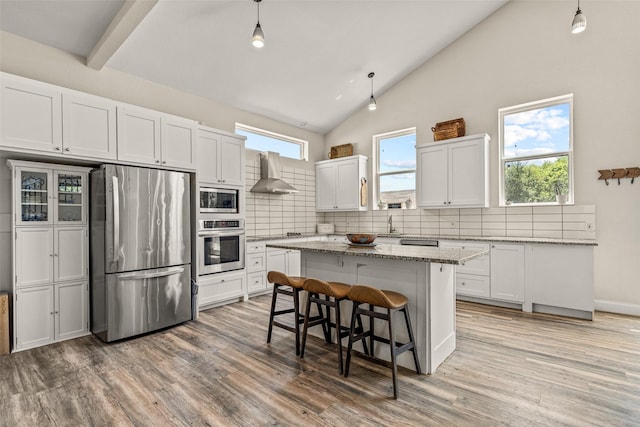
[245, 159, 322, 237]
[322, 205, 596, 240]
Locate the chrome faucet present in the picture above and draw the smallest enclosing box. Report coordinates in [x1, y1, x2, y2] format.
[388, 216, 396, 234]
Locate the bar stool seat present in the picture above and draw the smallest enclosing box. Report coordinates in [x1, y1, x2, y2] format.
[266, 271, 329, 355]
[300, 278, 368, 374]
[344, 284, 421, 399]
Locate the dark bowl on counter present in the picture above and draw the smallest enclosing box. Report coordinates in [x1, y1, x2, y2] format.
[346, 233, 377, 245]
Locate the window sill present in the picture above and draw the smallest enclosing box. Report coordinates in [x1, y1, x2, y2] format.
[500, 202, 574, 208]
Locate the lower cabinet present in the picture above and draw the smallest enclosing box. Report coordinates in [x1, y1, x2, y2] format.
[246, 242, 268, 294]
[440, 240, 524, 304]
[266, 248, 301, 277]
[198, 270, 246, 309]
[14, 281, 88, 351]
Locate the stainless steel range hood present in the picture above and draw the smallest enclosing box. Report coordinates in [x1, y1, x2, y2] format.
[250, 152, 298, 194]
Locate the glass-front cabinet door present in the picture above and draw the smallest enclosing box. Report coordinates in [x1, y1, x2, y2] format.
[17, 167, 53, 225]
[54, 171, 86, 224]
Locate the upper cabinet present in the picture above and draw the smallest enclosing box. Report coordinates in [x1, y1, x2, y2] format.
[117, 105, 196, 170]
[196, 127, 245, 187]
[1, 74, 63, 152]
[1, 73, 117, 160]
[62, 91, 117, 160]
[316, 155, 368, 212]
[416, 133, 489, 209]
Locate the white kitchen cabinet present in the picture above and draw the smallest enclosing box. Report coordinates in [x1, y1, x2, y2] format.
[490, 243, 525, 302]
[62, 91, 117, 160]
[315, 155, 368, 212]
[416, 133, 489, 208]
[13, 164, 88, 226]
[14, 281, 88, 350]
[246, 241, 268, 294]
[266, 247, 301, 277]
[8, 160, 91, 352]
[440, 240, 491, 298]
[0, 73, 62, 152]
[117, 105, 196, 170]
[0, 73, 117, 160]
[197, 127, 245, 186]
[198, 270, 246, 308]
[529, 244, 594, 318]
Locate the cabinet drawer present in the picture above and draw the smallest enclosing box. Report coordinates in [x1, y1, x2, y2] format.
[247, 272, 267, 294]
[198, 273, 244, 307]
[247, 242, 266, 254]
[246, 253, 266, 273]
[441, 241, 490, 276]
[456, 274, 490, 298]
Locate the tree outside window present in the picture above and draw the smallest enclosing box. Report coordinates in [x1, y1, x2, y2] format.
[499, 95, 573, 205]
[374, 128, 416, 209]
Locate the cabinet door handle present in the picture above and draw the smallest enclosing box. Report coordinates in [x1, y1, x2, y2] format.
[162, 161, 166, 164]
[155, 160, 160, 163]
[64, 148, 70, 152]
[461, 282, 466, 286]
[448, 201, 451, 204]
[443, 201, 447, 205]
[54, 147, 61, 151]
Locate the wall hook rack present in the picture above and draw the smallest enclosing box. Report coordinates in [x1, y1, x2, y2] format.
[598, 167, 640, 185]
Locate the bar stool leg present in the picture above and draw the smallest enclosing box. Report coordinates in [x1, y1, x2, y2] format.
[335, 298, 344, 374]
[293, 287, 301, 356]
[403, 306, 422, 374]
[300, 291, 313, 358]
[344, 301, 359, 378]
[355, 313, 369, 356]
[387, 308, 399, 399]
[267, 285, 279, 344]
[369, 303, 375, 356]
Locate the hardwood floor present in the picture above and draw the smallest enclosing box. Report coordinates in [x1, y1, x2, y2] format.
[1, 296, 639, 426]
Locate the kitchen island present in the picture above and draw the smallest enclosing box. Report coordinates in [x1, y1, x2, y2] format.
[266, 241, 487, 374]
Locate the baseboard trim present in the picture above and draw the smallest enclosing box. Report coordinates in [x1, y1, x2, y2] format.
[595, 300, 640, 317]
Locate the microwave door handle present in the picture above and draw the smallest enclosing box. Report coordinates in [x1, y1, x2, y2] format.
[112, 175, 119, 263]
[117, 266, 185, 281]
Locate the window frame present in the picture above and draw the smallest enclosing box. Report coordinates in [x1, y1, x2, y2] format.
[498, 94, 574, 207]
[372, 127, 417, 209]
[235, 123, 308, 161]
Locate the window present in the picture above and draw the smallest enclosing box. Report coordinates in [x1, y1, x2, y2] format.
[236, 123, 308, 160]
[499, 94, 573, 205]
[374, 128, 416, 209]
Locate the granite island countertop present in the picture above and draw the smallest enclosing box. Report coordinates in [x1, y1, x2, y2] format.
[265, 241, 488, 265]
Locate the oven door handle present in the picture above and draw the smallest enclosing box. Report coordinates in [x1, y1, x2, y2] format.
[198, 230, 245, 237]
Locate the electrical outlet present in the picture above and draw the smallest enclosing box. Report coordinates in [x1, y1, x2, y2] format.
[585, 222, 594, 231]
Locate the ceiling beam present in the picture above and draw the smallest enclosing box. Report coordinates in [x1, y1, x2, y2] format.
[86, 0, 158, 70]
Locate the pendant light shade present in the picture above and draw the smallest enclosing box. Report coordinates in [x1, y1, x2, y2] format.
[368, 72, 377, 111]
[571, 0, 587, 34]
[252, 0, 264, 48]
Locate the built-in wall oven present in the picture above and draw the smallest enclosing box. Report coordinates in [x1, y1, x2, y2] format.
[198, 219, 245, 274]
[199, 187, 239, 214]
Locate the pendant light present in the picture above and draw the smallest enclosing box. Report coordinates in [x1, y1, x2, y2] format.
[252, 0, 264, 48]
[368, 72, 377, 111]
[571, 0, 587, 34]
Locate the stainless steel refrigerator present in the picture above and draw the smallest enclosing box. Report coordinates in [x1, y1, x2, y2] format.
[90, 164, 191, 342]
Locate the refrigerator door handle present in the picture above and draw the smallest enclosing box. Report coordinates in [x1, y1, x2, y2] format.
[112, 175, 120, 263]
[116, 266, 186, 281]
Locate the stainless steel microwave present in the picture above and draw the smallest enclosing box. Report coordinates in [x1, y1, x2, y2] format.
[199, 187, 239, 213]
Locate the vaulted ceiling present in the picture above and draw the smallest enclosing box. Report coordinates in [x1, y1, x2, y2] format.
[0, 0, 508, 134]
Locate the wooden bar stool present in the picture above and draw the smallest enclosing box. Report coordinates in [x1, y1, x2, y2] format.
[344, 285, 421, 399]
[266, 271, 329, 355]
[300, 278, 368, 374]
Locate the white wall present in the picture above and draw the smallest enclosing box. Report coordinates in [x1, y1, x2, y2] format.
[325, 1, 640, 312]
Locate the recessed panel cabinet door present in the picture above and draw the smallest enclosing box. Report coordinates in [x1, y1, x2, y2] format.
[55, 227, 87, 283]
[15, 227, 54, 287]
[219, 136, 244, 186]
[0, 76, 62, 152]
[55, 282, 88, 341]
[335, 160, 359, 210]
[117, 105, 161, 165]
[161, 117, 195, 169]
[448, 139, 486, 206]
[490, 243, 525, 302]
[197, 129, 221, 184]
[15, 285, 54, 350]
[315, 162, 337, 210]
[417, 145, 447, 207]
[62, 92, 117, 160]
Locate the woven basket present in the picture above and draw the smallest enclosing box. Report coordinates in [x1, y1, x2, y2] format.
[329, 143, 353, 159]
[431, 118, 465, 141]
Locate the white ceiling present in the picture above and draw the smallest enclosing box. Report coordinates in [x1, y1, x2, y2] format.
[0, 0, 508, 134]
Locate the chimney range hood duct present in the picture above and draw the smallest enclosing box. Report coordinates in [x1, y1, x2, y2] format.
[250, 151, 298, 194]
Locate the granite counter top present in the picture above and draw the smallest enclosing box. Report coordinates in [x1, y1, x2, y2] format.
[265, 241, 487, 265]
